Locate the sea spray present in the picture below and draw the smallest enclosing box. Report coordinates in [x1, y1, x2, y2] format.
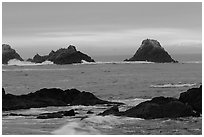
[7, 59, 53, 66]
[150, 83, 197, 88]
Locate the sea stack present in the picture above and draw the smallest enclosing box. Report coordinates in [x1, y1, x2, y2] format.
[125, 39, 178, 63]
[28, 45, 95, 64]
[2, 44, 24, 64]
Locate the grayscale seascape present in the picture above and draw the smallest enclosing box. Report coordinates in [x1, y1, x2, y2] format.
[2, 2, 202, 135]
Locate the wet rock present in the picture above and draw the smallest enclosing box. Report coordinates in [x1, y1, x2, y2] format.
[179, 85, 202, 115]
[100, 96, 196, 119]
[2, 88, 123, 111]
[57, 109, 75, 116]
[36, 109, 75, 119]
[121, 96, 195, 119]
[2, 88, 5, 96]
[124, 97, 195, 119]
[124, 39, 177, 63]
[37, 112, 63, 119]
[87, 110, 94, 114]
[2, 44, 23, 64]
[70, 91, 120, 106]
[98, 106, 120, 116]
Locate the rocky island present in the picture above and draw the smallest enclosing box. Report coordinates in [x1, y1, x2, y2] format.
[2, 44, 23, 64]
[125, 39, 178, 63]
[100, 85, 202, 119]
[28, 45, 95, 64]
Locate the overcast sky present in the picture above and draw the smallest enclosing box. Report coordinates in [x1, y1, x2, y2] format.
[2, 2, 202, 59]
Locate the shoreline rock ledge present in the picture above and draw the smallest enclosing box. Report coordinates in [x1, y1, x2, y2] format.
[28, 45, 95, 64]
[99, 85, 202, 119]
[2, 88, 124, 111]
[2, 44, 23, 64]
[124, 39, 178, 63]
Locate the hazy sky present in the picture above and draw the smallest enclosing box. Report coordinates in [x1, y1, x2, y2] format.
[2, 2, 202, 59]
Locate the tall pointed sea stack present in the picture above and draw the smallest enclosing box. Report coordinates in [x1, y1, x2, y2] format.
[2, 44, 23, 64]
[125, 39, 178, 63]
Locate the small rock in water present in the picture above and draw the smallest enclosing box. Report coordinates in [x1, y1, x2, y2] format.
[36, 109, 75, 119]
[98, 106, 120, 116]
[37, 113, 63, 119]
[87, 110, 94, 114]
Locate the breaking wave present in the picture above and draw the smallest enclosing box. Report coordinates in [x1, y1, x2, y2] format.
[52, 115, 143, 135]
[80, 60, 154, 65]
[150, 83, 197, 88]
[182, 61, 202, 64]
[7, 59, 53, 66]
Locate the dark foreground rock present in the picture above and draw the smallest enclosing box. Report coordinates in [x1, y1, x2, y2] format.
[4, 109, 76, 119]
[100, 97, 196, 119]
[87, 110, 94, 114]
[37, 109, 75, 119]
[28, 45, 95, 64]
[2, 88, 123, 111]
[99, 86, 201, 119]
[179, 85, 202, 115]
[98, 105, 120, 116]
[124, 39, 177, 63]
[2, 44, 23, 64]
[121, 97, 196, 119]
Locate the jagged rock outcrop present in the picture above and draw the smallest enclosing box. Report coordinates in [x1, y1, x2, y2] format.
[28, 45, 95, 64]
[100, 86, 201, 119]
[125, 39, 178, 63]
[120, 97, 195, 119]
[179, 85, 202, 115]
[36, 109, 75, 119]
[2, 88, 123, 111]
[4, 109, 76, 119]
[98, 105, 120, 116]
[2, 44, 23, 64]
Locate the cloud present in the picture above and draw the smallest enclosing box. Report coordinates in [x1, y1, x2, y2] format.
[32, 27, 201, 47]
[3, 27, 201, 58]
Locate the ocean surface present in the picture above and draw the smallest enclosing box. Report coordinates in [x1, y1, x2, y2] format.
[2, 54, 202, 135]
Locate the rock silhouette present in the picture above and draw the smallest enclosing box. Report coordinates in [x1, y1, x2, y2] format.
[125, 39, 177, 63]
[120, 96, 195, 119]
[37, 109, 76, 119]
[2, 44, 23, 64]
[2, 88, 123, 111]
[179, 85, 202, 115]
[28, 45, 95, 64]
[100, 86, 201, 119]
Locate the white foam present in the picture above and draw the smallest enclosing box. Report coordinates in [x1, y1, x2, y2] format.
[52, 114, 144, 135]
[70, 105, 101, 110]
[182, 61, 202, 64]
[150, 83, 196, 88]
[52, 120, 101, 135]
[7, 59, 53, 66]
[85, 115, 122, 125]
[2, 68, 72, 72]
[79, 60, 154, 65]
[110, 98, 149, 107]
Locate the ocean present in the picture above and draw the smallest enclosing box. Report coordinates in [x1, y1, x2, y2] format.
[2, 54, 202, 135]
